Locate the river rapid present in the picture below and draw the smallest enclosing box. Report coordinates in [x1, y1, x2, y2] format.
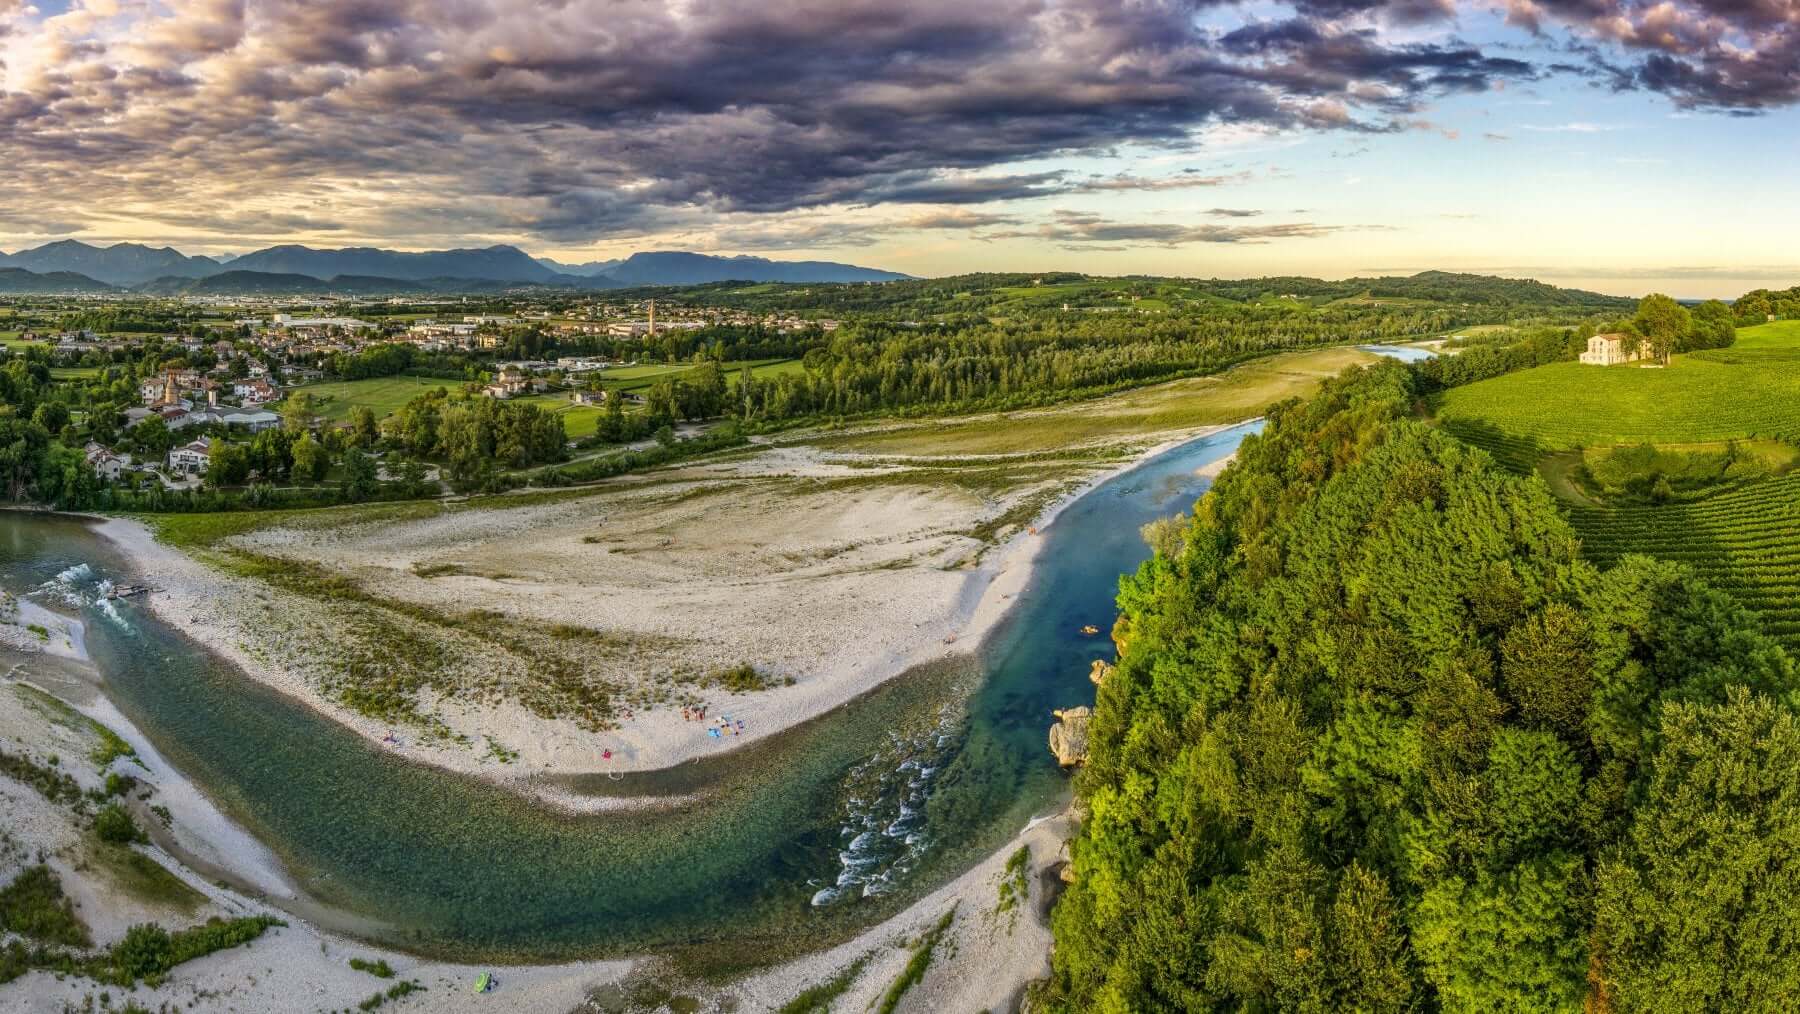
[0, 420, 1262, 968]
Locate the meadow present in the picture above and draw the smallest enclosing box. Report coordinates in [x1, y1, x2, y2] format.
[817, 346, 1378, 456]
[1435, 356, 1800, 455]
[286, 375, 458, 421]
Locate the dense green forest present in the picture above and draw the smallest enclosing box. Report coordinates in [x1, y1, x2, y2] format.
[1044, 362, 1800, 1011]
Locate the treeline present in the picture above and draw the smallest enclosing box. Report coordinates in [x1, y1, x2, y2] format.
[1043, 362, 1800, 1011]
[1733, 286, 1800, 323]
[1413, 327, 1581, 391]
[726, 310, 1467, 421]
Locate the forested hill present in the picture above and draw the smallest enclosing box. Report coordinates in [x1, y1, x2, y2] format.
[1044, 362, 1800, 1011]
[658, 270, 1632, 315]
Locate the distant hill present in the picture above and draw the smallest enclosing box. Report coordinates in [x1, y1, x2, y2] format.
[1350, 270, 1632, 308]
[0, 241, 218, 287]
[0, 238, 909, 289]
[134, 270, 341, 296]
[601, 251, 910, 285]
[131, 270, 601, 296]
[536, 256, 623, 277]
[223, 244, 575, 284]
[0, 267, 118, 294]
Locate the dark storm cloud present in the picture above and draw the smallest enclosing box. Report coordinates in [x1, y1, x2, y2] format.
[1507, 0, 1800, 108]
[0, 0, 1552, 245]
[3, 0, 1796, 249]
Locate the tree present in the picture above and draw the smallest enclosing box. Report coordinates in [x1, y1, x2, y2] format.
[1043, 363, 1800, 1012]
[290, 433, 327, 482]
[1594, 689, 1800, 1011]
[350, 406, 379, 448]
[1688, 299, 1736, 351]
[341, 446, 378, 502]
[280, 392, 318, 434]
[208, 441, 252, 485]
[1634, 293, 1690, 364]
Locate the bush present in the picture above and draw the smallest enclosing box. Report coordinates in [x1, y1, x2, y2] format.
[0, 865, 91, 948]
[93, 803, 145, 845]
[350, 956, 395, 978]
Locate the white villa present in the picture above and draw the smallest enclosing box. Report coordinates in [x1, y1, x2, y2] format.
[167, 439, 213, 474]
[1579, 332, 1652, 366]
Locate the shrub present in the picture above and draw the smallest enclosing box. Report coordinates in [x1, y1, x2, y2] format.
[92, 804, 145, 845]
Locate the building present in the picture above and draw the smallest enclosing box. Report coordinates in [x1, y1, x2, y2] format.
[483, 365, 540, 400]
[570, 389, 607, 405]
[84, 442, 128, 480]
[232, 379, 279, 404]
[270, 313, 372, 329]
[1579, 333, 1652, 366]
[167, 439, 213, 474]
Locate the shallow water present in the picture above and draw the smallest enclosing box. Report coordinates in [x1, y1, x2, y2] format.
[1359, 343, 1439, 363]
[0, 421, 1260, 965]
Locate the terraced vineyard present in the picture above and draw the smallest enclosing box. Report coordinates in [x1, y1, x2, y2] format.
[1569, 472, 1800, 648]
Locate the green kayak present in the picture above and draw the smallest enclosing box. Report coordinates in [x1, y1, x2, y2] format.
[474, 971, 492, 993]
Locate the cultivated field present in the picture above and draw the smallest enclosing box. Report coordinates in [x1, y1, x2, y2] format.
[1436, 356, 1800, 457]
[1440, 321, 1800, 652]
[1571, 471, 1800, 648]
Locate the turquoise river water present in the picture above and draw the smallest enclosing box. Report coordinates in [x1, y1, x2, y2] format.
[0, 420, 1261, 968]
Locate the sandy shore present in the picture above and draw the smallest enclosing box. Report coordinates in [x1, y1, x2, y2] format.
[88, 421, 1240, 792]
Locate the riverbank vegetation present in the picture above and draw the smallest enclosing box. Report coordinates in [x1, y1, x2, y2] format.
[1045, 361, 1800, 1010]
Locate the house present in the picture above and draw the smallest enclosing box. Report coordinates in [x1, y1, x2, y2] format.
[84, 442, 128, 480]
[1579, 333, 1652, 366]
[484, 365, 542, 400]
[167, 439, 213, 474]
[232, 379, 279, 404]
[570, 389, 607, 405]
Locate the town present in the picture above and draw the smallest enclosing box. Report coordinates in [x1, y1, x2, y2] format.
[1, 293, 842, 496]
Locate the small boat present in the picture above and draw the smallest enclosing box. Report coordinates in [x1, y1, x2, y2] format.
[474, 971, 492, 994]
[1079, 625, 1100, 636]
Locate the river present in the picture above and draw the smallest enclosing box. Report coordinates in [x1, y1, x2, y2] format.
[0, 420, 1262, 968]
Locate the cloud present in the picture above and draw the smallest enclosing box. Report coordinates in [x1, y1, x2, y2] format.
[0, 0, 1794, 253]
[1520, 121, 1621, 132]
[0, 0, 1549, 248]
[983, 209, 1357, 246]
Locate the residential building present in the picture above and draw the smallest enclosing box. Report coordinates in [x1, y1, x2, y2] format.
[1579, 333, 1652, 366]
[233, 379, 279, 404]
[84, 442, 128, 480]
[168, 439, 213, 474]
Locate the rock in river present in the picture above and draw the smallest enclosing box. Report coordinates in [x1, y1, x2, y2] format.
[1049, 706, 1092, 767]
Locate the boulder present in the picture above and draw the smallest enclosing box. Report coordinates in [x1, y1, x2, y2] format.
[1089, 659, 1114, 687]
[1049, 706, 1092, 767]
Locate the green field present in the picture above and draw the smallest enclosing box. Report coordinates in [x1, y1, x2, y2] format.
[1436, 356, 1800, 460]
[1734, 319, 1800, 348]
[287, 376, 460, 422]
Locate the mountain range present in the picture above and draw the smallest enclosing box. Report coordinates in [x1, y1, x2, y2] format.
[0, 241, 910, 293]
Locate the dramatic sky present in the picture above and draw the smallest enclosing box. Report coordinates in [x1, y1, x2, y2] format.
[2, 0, 1797, 296]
